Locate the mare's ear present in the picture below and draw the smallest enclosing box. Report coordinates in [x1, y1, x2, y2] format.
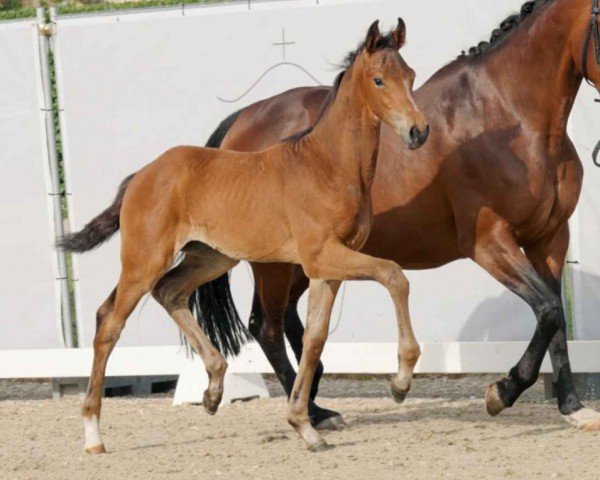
[365, 20, 382, 53]
[392, 17, 406, 49]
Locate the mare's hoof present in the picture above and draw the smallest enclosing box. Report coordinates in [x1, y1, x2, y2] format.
[563, 408, 600, 431]
[315, 414, 347, 431]
[203, 390, 220, 416]
[485, 381, 507, 417]
[310, 406, 346, 431]
[85, 444, 106, 455]
[309, 440, 332, 453]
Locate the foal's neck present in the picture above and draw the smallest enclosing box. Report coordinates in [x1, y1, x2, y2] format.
[485, 0, 584, 150]
[301, 64, 381, 188]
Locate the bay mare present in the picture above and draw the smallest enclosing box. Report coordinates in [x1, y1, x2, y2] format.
[194, 0, 600, 431]
[59, 20, 428, 452]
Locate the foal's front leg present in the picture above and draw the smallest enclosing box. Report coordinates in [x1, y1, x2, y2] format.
[311, 244, 420, 403]
[288, 244, 420, 450]
[249, 262, 345, 429]
[287, 279, 341, 451]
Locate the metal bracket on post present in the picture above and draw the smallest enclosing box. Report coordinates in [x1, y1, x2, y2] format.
[36, 7, 75, 349]
[37, 22, 55, 37]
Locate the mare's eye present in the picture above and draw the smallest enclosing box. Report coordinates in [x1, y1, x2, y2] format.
[373, 77, 384, 87]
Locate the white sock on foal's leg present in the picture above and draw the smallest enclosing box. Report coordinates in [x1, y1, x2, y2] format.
[83, 415, 106, 454]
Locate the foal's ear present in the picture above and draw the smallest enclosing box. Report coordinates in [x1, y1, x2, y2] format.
[365, 20, 382, 53]
[392, 17, 406, 49]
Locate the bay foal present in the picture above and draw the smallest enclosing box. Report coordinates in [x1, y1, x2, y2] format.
[59, 19, 428, 452]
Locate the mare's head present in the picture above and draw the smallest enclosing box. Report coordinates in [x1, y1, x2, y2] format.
[349, 19, 428, 149]
[572, 0, 600, 90]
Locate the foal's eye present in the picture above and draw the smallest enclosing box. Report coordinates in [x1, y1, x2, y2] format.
[373, 77, 385, 87]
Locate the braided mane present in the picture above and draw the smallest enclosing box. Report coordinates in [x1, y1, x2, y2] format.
[460, 0, 554, 57]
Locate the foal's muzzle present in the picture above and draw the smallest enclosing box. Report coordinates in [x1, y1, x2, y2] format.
[408, 124, 429, 150]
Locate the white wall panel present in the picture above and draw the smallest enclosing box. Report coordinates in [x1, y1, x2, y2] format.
[570, 85, 600, 340]
[55, 0, 567, 347]
[0, 19, 63, 349]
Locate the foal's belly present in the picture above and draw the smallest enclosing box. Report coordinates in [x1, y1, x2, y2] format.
[185, 219, 299, 265]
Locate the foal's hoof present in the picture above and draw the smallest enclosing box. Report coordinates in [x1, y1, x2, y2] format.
[202, 390, 220, 416]
[563, 408, 600, 431]
[309, 440, 332, 453]
[85, 444, 106, 455]
[485, 381, 507, 417]
[390, 384, 409, 405]
[310, 406, 347, 431]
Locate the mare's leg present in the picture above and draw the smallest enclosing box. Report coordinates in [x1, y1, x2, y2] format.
[470, 227, 560, 414]
[250, 263, 344, 429]
[460, 215, 589, 424]
[152, 243, 238, 414]
[82, 256, 171, 454]
[289, 243, 419, 450]
[525, 225, 600, 429]
[249, 263, 295, 400]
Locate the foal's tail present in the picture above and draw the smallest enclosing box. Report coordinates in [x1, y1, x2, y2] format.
[56, 173, 135, 253]
[187, 109, 250, 358]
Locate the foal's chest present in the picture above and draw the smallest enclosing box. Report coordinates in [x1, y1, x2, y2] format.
[335, 183, 374, 250]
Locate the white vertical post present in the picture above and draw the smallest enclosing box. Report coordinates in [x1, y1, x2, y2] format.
[36, 7, 74, 348]
[566, 119, 583, 341]
[49, 6, 86, 347]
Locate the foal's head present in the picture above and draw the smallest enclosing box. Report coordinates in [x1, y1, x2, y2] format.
[349, 19, 429, 150]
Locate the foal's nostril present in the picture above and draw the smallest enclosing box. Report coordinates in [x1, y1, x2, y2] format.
[407, 125, 429, 149]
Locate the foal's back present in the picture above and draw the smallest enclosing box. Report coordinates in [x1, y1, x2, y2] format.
[120, 144, 303, 263]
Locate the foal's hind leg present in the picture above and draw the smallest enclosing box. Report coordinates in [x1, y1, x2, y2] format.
[152, 243, 238, 414]
[82, 263, 167, 453]
[82, 288, 117, 454]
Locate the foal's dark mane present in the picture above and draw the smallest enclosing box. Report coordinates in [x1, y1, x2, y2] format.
[286, 32, 398, 143]
[285, 71, 344, 142]
[460, 0, 554, 57]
